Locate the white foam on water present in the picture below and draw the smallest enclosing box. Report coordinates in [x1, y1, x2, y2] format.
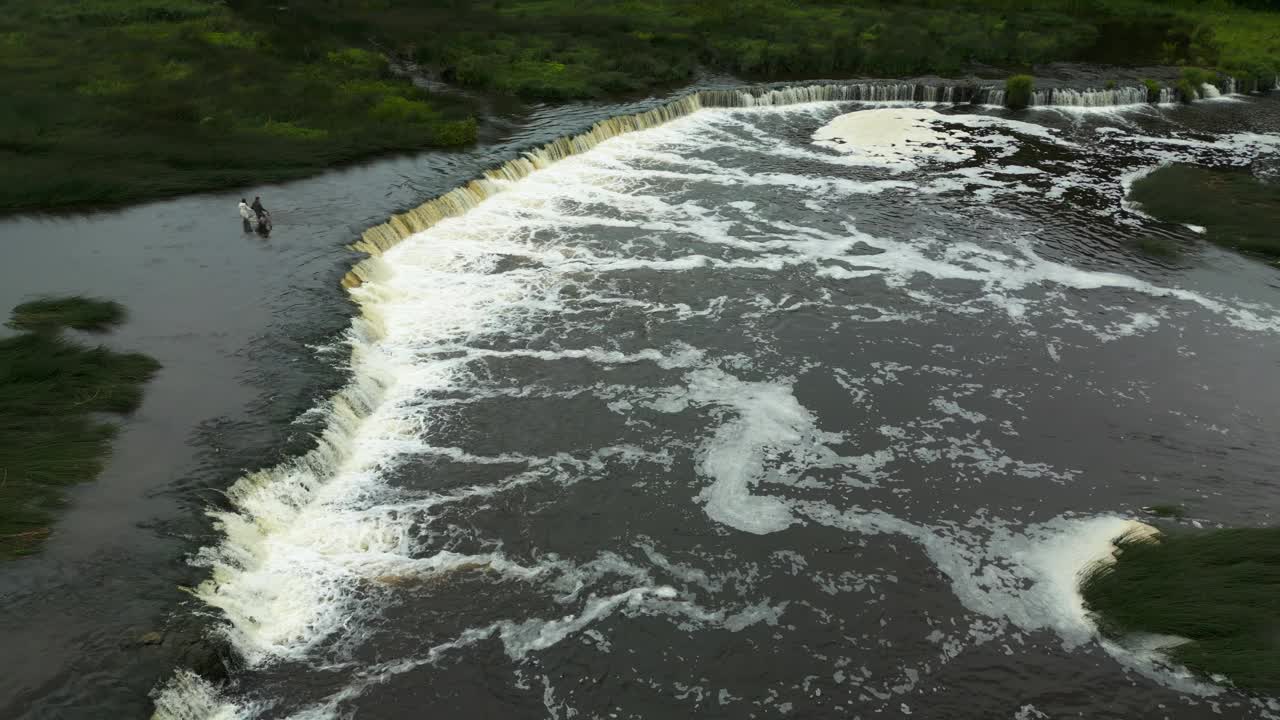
[151, 671, 255, 720]
[811, 108, 1075, 172]
[166, 95, 1280, 716]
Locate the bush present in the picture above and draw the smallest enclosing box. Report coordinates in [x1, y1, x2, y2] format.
[1005, 74, 1034, 109]
[1179, 67, 1218, 101]
[1142, 78, 1161, 102]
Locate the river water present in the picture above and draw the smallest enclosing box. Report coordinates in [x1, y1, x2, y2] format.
[147, 90, 1280, 719]
[2, 87, 1279, 719]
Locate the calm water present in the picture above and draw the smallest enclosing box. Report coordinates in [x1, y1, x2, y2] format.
[155, 94, 1280, 719]
[1, 88, 1278, 720]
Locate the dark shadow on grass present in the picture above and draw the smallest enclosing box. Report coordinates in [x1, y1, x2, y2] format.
[0, 297, 159, 559]
[1080, 526, 1280, 692]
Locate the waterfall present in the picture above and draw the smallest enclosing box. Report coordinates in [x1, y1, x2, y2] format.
[1224, 77, 1237, 95]
[348, 78, 1173, 284]
[1029, 86, 1148, 108]
[349, 82, 981, 281]
[1159, 87, 1175, 104]
[1200, 83, 1222, 99]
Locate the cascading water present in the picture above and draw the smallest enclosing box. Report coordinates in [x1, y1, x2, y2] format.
[1030, 86, 1149, 107]
[153, 81, 1280, 720]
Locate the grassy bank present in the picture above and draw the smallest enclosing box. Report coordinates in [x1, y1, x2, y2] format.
[3, 0, 1279, 212]
[1128, 164, 1280, 258]
[1081, 527, 1280, 692]
[0, 298, 160, 560]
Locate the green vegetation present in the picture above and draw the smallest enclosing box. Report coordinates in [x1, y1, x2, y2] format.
[0, 0, 476, 212]
[1142, 77, 1162, 102]
[0, 298, 159, 560]
[1005, 74, 1035, 109]
[1081, 527, 1280, 692]
[1177, 66, 1220, 101]
[9, 297, 127, 333]
[1128, 164, 1280, 258]
[3, 0, 1280, 212]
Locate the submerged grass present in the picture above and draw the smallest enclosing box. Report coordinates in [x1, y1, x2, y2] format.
[1128, 164, 1280, 259]
[0, 298, 159, 560]
[1081, 527, 1280, 692]
[9, 296, 127, 333]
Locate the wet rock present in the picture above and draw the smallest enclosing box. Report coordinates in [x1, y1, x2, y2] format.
[139, 631, 165, 646]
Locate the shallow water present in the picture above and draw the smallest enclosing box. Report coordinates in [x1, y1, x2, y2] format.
[148, 93, 1280, 719]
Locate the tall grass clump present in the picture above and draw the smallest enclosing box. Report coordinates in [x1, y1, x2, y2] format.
[1178, 67, 1218, 101]
[0, 297, 159, 559]
[1081, 527, 1280, 692]
[1005, 74, 1035, 109]
[1142, 78, 1162, 102]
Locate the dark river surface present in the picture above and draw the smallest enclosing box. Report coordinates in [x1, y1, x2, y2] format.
[2, 86, 1279, 720]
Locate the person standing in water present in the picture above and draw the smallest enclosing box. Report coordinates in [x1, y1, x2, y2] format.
[251, 195, 266, 220]
[238, 198, 254, 232]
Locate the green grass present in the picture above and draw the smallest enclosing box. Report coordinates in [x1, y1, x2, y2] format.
[1177, 67, 1220, 101]
[1006, 74, 1035, 109]
[8, 296, 127, 333]
[0, 298, 159, 560]
[1142, 77, 1162, 102]
[1128, 165, 1280, 258]
[1081, 527, 1280, 692]
[2, 0, 1279, 212]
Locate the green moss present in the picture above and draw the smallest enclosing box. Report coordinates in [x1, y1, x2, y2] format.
[1128, 164, 1280, 259]
[0, 298, 159, 560]
[1005, 74, 1035, 109]
[1081, 527, 1280, 692]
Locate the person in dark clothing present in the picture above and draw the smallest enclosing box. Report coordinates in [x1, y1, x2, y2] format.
[251, 196, 266, 219]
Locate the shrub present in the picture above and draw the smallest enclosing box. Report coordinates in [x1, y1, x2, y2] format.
[1142, 78, 1161, 102]
[1005, 74, 1034, 109]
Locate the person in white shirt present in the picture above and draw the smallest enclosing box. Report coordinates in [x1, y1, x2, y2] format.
[238, 199, 254, 232]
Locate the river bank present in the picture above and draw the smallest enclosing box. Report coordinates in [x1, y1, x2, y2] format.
[5, 0, 1279, 213]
